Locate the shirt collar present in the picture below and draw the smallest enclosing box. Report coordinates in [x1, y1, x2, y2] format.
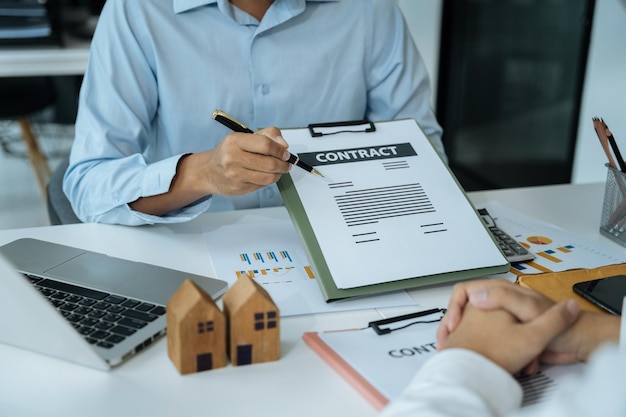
[173, 0, 338, 14]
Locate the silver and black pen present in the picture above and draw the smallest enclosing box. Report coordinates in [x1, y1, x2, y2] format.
[212, 109, 324, 178]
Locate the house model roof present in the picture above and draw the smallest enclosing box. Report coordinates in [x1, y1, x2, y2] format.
[222, 273, 275, 311]
[167, 279, 219, 315]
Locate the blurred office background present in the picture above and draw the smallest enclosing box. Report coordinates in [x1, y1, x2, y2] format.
[399, 0, 626, 190]
[1, 0, 625, 229]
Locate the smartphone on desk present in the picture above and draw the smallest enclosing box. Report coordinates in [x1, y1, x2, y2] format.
[573, 275, 626, 315]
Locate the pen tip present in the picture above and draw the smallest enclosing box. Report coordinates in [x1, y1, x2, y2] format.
[313, 169, 325, 178]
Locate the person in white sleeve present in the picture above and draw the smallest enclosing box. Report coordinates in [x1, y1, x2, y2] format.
[379, 279, 625, 417]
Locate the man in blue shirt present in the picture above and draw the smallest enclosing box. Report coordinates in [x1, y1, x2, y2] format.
[64, 0, 444, 225]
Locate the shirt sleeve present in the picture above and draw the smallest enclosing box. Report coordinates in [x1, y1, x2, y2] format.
[511, 345, 626, 417]
[365, 1, 446, 161]
[63, 1, 211, 225]
[65, 151, 211, 225]
[382, 320, 626, 417]
[379, 348, 522, 417]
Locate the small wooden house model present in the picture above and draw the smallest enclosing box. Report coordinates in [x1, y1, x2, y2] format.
[167, 279, 226, 374]
[222, 273, 280, 366]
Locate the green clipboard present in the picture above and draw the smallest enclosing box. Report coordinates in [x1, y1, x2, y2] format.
[277, 119, 510, 301]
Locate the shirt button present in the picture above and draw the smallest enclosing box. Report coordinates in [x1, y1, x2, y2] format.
[261, 85, 270, 95]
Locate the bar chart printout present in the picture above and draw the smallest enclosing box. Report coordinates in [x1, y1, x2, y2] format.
[236, 249, 315, 283]
[480, 201, 626, 281]
[203, 221, 416, 316]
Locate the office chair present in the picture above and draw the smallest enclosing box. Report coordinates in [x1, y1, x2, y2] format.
[46, 155, 81, 225]
[0, 76, 55, 200]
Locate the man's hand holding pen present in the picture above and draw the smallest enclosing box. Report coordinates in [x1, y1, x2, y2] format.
[180, 126, 292, 197]
[144, 108, 329, 214]
[130, 126, 291, 217]
[212, 109, 324, 178]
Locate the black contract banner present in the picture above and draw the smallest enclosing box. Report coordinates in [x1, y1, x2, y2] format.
[297, 143, 417, 167]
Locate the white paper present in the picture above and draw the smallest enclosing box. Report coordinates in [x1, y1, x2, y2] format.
[317, 315, 584, 405]
[282, 119, 508, 289]
[202, 221, 416, 316]
[481, 201, 626, 281]
[318, 313, 442, 398]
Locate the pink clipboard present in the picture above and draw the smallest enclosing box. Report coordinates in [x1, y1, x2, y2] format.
[302, 330, 389, 410]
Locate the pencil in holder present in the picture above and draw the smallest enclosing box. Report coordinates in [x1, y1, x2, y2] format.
[600, 164, 626, 246]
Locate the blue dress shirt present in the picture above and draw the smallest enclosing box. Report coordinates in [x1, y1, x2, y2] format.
[65, 0, 445, 225]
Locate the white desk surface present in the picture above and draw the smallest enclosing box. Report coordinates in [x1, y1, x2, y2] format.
[0, 35, 89, 77]
[0, 182, 622, 417]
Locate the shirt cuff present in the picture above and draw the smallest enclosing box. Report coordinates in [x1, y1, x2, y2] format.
[140, 154, 184, 197]
[119, 153, 212, 225]
[415, 349, 522, 416]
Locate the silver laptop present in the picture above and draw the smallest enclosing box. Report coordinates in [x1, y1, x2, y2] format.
[0, 238, 228, 371]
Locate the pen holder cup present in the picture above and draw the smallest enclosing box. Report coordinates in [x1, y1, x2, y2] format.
[600, 164, 626, 246]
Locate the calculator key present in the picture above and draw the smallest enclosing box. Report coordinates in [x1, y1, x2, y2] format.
[479, 207, 535, 263]
[511, 243, 530, 254]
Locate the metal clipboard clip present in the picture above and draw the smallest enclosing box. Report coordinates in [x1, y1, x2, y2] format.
[307, 119, 376, 137]
[368, 308, 446, 335]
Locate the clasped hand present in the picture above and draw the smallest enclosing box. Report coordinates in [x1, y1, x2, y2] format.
[435, 279, 584, 375]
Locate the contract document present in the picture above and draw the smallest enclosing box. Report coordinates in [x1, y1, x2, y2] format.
[277, 118, 509, 301]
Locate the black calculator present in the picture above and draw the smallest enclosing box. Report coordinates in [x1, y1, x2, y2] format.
[478, 208, 535, 263]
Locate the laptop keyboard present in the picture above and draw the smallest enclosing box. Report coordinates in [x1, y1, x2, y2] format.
[24, 274, 166, 349]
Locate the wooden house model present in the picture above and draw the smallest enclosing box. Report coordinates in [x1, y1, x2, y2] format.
[166, 279, 227, 375]
[222, 273, 280, 366]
